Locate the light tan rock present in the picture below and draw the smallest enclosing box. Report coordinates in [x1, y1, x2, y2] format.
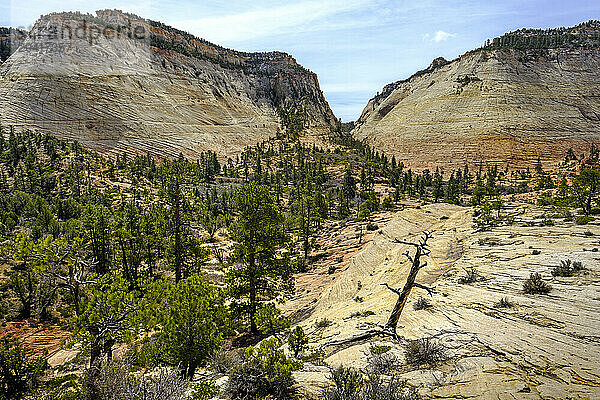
[295, 203, 600, 399]
[353, 49, 600, 170]
[0, 11, 337, 159]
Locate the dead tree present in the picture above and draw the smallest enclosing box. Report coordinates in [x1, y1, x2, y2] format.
[40, 241, 96, 317]
[381, 230, 434, 337]
[323, 231, 435, 347]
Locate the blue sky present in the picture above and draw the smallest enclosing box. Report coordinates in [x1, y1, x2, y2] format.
[3, 1, 599, 121]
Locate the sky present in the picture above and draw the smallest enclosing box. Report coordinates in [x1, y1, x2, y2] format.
[2, 0, 599, 121]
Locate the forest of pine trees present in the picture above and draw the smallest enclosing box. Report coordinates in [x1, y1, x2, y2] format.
[0, 124, 599, 399]
[482, 20, 600, 50]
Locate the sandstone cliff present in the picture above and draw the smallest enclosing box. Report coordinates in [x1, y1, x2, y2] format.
[0, 10, 337, 158]
[353, 25, 600, 170]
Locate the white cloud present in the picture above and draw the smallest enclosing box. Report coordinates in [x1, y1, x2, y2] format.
[432, 30, 455, 42]
[173, 0, 373, 43]
[422, 30, 455, 43]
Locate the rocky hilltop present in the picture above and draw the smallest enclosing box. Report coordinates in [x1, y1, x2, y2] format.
[0, 10, 337, 158]
[0, 27, 26, 62]
[353, 21, 600, 170]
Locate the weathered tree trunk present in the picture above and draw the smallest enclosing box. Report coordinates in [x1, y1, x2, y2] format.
[89, 328, 101, 368]
[384, 246, 422, 333]
[382, 232, 434, 337]
[74, 282, 80, 316]
[323, 231, 434, 347]
[187, 361, 198, 379]
[249, 253, 258, 334]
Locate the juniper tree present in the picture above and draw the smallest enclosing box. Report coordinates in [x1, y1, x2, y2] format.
[153, 274, 226, 378]
[227, 182, 293, 334]
[571, 169, 600, 215]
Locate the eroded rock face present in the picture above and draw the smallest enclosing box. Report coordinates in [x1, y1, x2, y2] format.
[353, 48, 600, 170]
[0, 11, 337, 159]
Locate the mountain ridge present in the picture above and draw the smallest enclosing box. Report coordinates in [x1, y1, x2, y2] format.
[0, 10, 338, 159]
[353, 21, 600, 170]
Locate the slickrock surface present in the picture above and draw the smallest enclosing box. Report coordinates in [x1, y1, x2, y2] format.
[295, 204, 600, 399]
[281, 211, 397, 322]
[0, 322, 72, 367]
[0, 11, 337, 159]
[353, 49, 600, 170]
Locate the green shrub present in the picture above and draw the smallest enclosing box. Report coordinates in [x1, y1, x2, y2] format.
[226, 338, 301, 400]
[458, 267, 481, 284]
[315, 318, 331, 329]
[366, 222, 379, 231]
[209, 349, 242, 374]
[368, 345, 391, 356]
[575, 215, 594, 225]
[35, 374, 83, 400]
[192, 381, 220, 400]
[84, 357, 192, 400]
[361, 373, 419, 400]
[288, 326, 308, 358]
[381, 197, 394, 210]
[551, 260, 585, 277]
[412, 297, 432, 310]
[0, 336, 48, 400]
[322, 366, 418, 400]
[404, 338, 447, 367]
[537, 191, 554, 206]
[473, 199, 513, 230]
[542, 218, 554, 226]
[302, 349, 325, 365]
[495, 297, 514, 308]
[349, 310, 375, 318]
[256, 303, 290, 336]
[366, 345, 399, 374]
[323, 366, 363, 400]
[523, 273, 552, 294]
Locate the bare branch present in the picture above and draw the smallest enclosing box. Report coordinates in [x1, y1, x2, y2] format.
[393, 239, 420, 248]
[381, 283, 401, 296]
[322, 325, 398, 348]
[414, 283, 435, 296]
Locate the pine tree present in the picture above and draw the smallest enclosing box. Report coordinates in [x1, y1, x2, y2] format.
[155, 275, 226, 378]
[161, 157, 194, 283]
[337, 187, 350, 218]
[82, 205, 112, 275]
[227, 182, 293, 334]
[342, 165, 357, 207]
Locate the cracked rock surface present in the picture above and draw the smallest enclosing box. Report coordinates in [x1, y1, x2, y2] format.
[293, 203, 600, 399]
